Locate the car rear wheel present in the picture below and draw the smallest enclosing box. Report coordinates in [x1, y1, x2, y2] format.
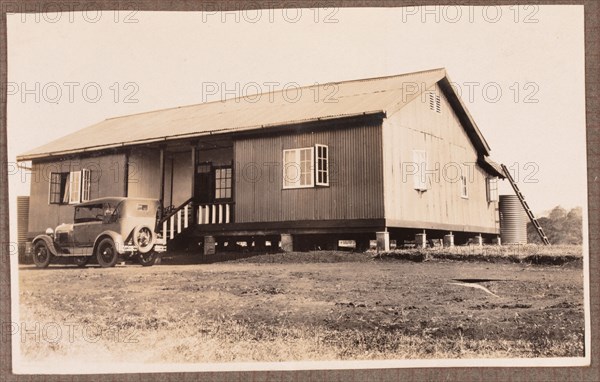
[33, 241, 52, 268]
[96, 238, 119, 268]
[138, 251, 157, 267]
[73, 256, 89, 268]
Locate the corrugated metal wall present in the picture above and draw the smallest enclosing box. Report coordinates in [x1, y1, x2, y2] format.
[127, 147, 161, 200]
[28, 153, 127, 234]
[234, 122, 384, 223]
[382, 82, 500, 234]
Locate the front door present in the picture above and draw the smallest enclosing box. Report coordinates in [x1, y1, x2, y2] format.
[194, 162, 214, 203]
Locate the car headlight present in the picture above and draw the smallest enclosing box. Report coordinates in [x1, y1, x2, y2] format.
[45, 228, 54, 237]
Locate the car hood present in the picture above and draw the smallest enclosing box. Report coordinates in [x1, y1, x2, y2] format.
[55, 223, 73, 233]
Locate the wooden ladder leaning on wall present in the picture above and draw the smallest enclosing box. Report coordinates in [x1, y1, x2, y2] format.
[500, 163, 551, 245]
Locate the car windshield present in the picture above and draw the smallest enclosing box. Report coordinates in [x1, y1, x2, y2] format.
[74, 204, 104, 223]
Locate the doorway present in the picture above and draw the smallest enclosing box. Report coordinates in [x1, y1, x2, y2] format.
[194, 162, 214, 203]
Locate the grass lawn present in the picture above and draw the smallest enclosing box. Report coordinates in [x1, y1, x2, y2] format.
[17, 246, 585, 367]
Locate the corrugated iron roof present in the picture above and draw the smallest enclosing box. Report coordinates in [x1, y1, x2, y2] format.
[17, 68, 492, 161]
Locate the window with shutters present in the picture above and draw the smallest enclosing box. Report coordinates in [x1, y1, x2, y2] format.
[282, 145, 329, 189]
[49, 169, 91, 205]
[412, 150, 428, 191]
[486, 177, 499, 202]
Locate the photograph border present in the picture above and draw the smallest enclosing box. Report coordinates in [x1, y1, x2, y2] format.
[0, 0, 597, 380]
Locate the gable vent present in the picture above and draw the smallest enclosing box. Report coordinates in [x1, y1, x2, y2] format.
[428, 92, 441, 114]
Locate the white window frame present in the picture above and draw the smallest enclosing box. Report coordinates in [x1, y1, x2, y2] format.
[412, 150, 428, 191]
[460, 174, 469, 199]
[214, 167, 233, 199]
[486, 176, 499, 202]
[48, 172, 63, 205]
[81, 169, 91, 202]
[315, 144, 329, 187]
[69, 170, 82, 204]
[68, 169, 91, 204]
[283, 147, 314, 189]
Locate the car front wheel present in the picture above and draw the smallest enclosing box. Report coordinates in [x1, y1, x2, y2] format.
[138, 251, 157, 267]
[33, 241, 52, 268]
[96, 238, 119, 268]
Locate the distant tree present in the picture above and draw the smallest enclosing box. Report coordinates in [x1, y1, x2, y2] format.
[548, 206, 567, 221]
[527, 206, 583, 244]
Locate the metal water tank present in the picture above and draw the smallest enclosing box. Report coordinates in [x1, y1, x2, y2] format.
[499, 195, 528, 244]
[17, 196, 30, 261]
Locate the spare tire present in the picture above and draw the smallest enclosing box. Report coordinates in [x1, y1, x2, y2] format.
[132, 225, 156, 254]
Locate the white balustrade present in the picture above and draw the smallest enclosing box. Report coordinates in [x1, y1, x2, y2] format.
[197, 203, 233, 226]
[162, 202, 233, 242]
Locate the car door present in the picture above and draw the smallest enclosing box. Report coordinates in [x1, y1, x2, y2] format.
[73, 204, 104, 249]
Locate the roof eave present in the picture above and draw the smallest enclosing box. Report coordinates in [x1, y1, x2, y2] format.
[477, 156, 506, 179]
[17, 110, 386, 162]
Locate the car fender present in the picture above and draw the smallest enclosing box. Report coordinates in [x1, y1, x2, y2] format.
[31, 235, 59, 256]
[93, 231, 126, 255]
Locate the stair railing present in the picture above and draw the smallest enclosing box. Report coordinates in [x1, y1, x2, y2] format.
[156, 197, 195, 241]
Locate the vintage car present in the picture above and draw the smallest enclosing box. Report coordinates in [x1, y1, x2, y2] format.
[31, 197, 167, 268]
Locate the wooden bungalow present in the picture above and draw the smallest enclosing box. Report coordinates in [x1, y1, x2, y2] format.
[17, 68, 505, 252]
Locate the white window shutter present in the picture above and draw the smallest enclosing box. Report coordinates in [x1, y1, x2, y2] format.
[69, 170, 82, 204]
[283, 147, 315, 189]
[315, 144, 329, 186]
[81, 169, 91, 202]
[487, 177, 498, 202]
[300, 147, 314, 187]
[283, 149, 299, 189]
[461, 174, 468, 198]
[413, 150, 427, 191]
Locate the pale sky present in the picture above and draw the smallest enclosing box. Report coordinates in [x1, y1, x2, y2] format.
[6, 6, 586, 242]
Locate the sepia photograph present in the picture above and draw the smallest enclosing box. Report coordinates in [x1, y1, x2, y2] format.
[3, 2, 591, 376]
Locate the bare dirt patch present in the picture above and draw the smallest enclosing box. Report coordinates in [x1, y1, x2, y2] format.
[18, 250, 585, 365]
